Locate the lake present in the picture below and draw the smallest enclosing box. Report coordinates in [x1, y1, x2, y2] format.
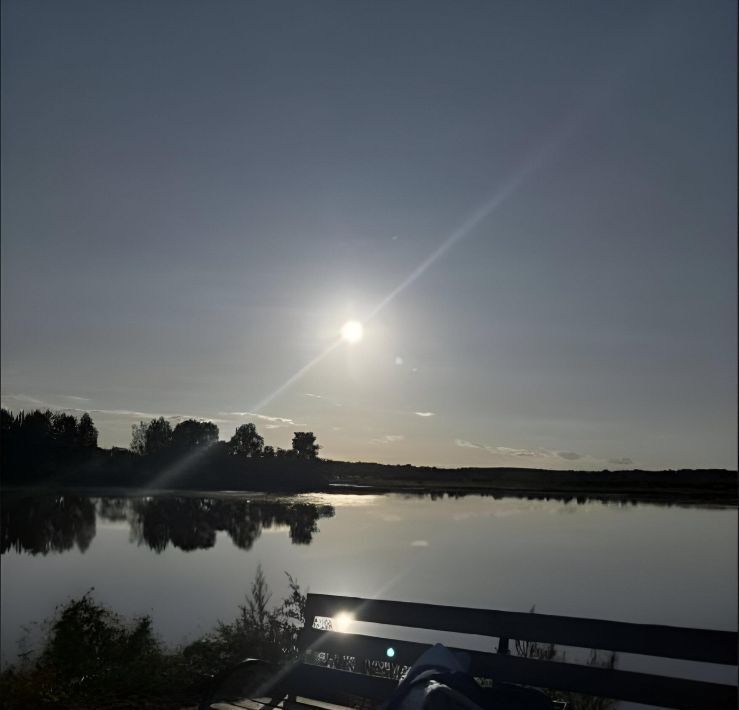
[1, 490, 736, 707]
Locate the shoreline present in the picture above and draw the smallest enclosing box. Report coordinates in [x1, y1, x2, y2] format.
[2, 477, 736, 507]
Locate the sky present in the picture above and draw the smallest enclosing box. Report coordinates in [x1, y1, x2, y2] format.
[1, 0, 736, 470]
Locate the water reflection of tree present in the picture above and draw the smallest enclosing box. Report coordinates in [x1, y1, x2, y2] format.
[127, 497, 218, 552]
[95, 497, 129, 521]
[398, 490, 668, 507]
[1, 496, 96, 555]
[2, 495, 335, 555]
[125, 497, 335, 552]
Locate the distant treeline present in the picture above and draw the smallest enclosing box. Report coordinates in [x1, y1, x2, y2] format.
[1, 409, 328, 491]
[323, 461, 738, 505]
[2, 408, 736, 503]
[128, 416, 319, 460]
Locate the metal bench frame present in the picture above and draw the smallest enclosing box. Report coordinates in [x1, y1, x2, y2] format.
[203, 593, 738, 710]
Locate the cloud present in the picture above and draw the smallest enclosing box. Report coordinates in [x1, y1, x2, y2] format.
[0, 395, 152, 419]
[454, 438, 482, 448]
[414, 411, 435, 417]
[61, 395, 91, 402]
[90, 409, 229, 424]
[492, 446, 540, 457]
[91, 408, 167, 418]
[2, 393, 46, 406]
[395, 356, 404, 365]
[410, 540, 429, 547]
[371, 434, 405, 444]
[301, 393, 342, 407]
[453, 440, 557, 459]
[455, 439, 587, 462]
[220, 411, 296, 426]
[608, 457, 634, 466]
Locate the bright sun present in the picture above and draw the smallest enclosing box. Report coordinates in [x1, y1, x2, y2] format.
[333, 611, 355, 633]
[340, 320, 364, 344]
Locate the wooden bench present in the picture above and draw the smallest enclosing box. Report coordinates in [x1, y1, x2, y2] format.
[201, 593, 738, 710]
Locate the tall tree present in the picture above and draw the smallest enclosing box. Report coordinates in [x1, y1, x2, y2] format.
[291, 432, 319, 461]
[171, 419, 219, 452]
[78, 413, 98, 449]
[20, 410, 53, 445]
[229, 423, 264, 457]
[1, 408, 12, 435]
[130, 421, 147, 455]
[145, 417, 173, 456]
[51, 412, 78, 448]
[130, 417, 173, 456]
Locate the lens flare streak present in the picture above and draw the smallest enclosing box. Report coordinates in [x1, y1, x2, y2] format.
[250, 337, 343, 413]
[250, 122, 576, 413]
[365, 127, 571, 322]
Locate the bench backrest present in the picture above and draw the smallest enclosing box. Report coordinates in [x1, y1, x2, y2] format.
[290, 593, 737, 710]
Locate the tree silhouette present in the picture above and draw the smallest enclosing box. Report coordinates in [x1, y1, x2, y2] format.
[130, 421, 147, 455]
[21, 409, 53, 443]
[130, 417, 173, 456]
[52, 413, 79, 448]
[1, 407, 13, 434]
[291, 432, 319, 460]
[78, 413, 98, 448]
[229, 423, 264, 457]
[146, 417, 173, 455]
[1, 409, 107, 483]
[171, 419, 219, 452]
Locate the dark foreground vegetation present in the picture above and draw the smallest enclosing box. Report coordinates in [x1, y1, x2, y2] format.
[1, 568, 615, 710]
[2, 409, 736, 504]
[0, 566, 305, 709]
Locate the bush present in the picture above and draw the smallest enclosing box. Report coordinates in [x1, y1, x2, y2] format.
[183, 565, 306, 673]
[0, 590, 197, 708]
[1, 569, 306, 709]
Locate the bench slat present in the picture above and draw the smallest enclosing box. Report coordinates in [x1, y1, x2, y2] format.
[299, 627, 437, 666]
[304, 594, 737, 665]
[284, 664, 397, 704]
[287, 659, 737, 710]
[299, 629, 738, 709]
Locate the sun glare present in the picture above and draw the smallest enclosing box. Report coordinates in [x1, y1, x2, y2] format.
[340, 320, 364, 344]
[333, 611, 355, 633]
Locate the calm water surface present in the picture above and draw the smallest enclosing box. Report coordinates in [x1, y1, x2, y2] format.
[1, 491, 736, 705]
